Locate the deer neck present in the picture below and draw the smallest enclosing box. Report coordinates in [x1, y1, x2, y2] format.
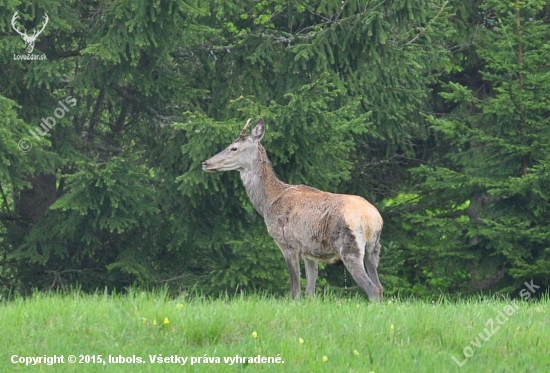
[239, 146, 286, 217]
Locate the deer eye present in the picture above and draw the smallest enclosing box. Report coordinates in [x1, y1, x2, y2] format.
[230, 147, 238, 151]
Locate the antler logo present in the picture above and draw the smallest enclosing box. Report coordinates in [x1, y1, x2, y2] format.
[11, 11, 49, 54]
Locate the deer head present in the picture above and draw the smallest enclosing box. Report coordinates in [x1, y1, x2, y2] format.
[12, 11, 49, 54]
[202, 118, 265, 172]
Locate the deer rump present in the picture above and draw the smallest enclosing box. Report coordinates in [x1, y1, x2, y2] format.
[265, 185, 382, 264]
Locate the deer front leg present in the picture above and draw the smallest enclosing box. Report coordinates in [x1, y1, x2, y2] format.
[281, 248, 301, 299]
[304, 258, 318, 296]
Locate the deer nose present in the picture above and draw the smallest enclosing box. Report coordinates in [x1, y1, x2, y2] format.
[201, 161, 208, 169]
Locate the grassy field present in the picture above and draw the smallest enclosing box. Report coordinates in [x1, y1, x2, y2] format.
[0, 289, 548, 372]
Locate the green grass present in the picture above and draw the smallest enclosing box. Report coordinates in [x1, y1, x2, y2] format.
[0, 290, 548, 372]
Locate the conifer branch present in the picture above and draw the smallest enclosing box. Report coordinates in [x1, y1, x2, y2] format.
[406, 1, 448, 45]
[56, 49, 81, 58]
[89, 89, 105, 132]
[0, 184, 10, 214]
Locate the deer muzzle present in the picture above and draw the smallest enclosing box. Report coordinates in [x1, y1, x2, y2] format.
[202, 161, 217, 172]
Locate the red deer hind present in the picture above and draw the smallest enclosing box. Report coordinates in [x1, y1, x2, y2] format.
[202, 118, 384, 301]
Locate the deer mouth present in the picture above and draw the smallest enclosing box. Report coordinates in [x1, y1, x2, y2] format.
[202, 161, 218, 172]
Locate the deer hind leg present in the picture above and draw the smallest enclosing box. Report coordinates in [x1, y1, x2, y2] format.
[364, 231, 383, 300]
[340, 227, 381, 302]
[304, 258, 318, 297]
[341, 252, 379, 302]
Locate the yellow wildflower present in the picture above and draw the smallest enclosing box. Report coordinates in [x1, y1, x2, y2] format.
[176, 303, 184, 310]
[322, 356, 328, 363]
[390, 324, 395, 331]
[353, 350, 360, 356]
[153, 319, 157, 326]
[299, 338, 305, 345]
[142, 317, 147, 324]
[164, 317, 169, 325]
[251, 331, 258, 339]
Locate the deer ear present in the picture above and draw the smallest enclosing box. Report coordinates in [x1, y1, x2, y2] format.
[251, 118, 265, 142]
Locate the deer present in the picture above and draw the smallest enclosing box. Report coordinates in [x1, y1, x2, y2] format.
[11, 11, 49, 54]
[202, 118, 384, 301]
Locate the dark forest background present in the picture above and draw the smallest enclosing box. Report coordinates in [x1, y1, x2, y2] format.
[1, 0, 549, 297]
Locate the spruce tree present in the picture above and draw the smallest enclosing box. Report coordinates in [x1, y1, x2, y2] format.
[392, 0, 550, 294]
